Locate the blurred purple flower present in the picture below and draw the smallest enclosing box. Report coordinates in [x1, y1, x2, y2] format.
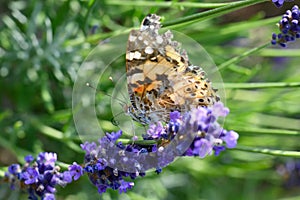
[8, 164, 21, 175]
[272, 0, 294, 8]
[44, 193, 56, 200]
[25, 155, 34, 163]
[272, 5, 300, 47]
[276, 159, 300, 188]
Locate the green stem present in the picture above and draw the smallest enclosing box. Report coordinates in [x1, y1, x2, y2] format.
[233, 145, 300, 158]
[68, 0, 268, 45]
[224, 82, 300, 89]
[83, 0, 97, 36]
[231, 127, 300, 136]
[30, 118, 83, 153]
[218, 43, 270, 71]
[163, 0, 269, 28]
[260, 48, 300, 57]
[105, 1, 235, 8]
[117, 138, 157, 145]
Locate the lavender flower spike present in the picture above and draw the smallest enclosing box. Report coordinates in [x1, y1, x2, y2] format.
[271, 5, 300, 47]
[4, 152, 79, 200]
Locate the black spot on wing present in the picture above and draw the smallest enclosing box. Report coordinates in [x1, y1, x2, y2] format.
[143, 18, 151, 26]
[128, 83, 139, 89]
[156, 74, 168, 82]
[127, 68, 143, 76]
[145, 77, 153, 84]
[136, 77, 152, 85]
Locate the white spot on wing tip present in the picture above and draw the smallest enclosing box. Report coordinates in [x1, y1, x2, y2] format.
[129, 35, 137, 42]
[145, 46, 154, 54]
[133, 51, 141, 59]
[126, 52, 135, 60]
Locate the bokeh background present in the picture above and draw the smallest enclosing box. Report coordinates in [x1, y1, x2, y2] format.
[0, 0, 300, 199]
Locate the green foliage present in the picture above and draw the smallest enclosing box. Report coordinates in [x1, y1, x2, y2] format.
[0, 0, 300, 199]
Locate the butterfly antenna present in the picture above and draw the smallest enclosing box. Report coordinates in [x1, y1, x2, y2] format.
[86, 82, 127, 105]
[108, 76, 129, 106]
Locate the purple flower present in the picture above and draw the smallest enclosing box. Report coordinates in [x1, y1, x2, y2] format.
[271, 0, 294, 8]
[8, 164, 21, 175]
[180, 102, 239, 157]
[68, 162, 84, 181]
[272, 5, 300, 47]
[145, 122, 166, 139]
[213, 145, 226, 156]
[80, 141, 97, 152]
[44, 193, 55, 200]
[118, 180, 134, 193]
[5, 164, 21, 190]
[212, 102, 229, 117]
[81, 135, 148, 194]
[37, 152, 57, 168]
[22, 167, 39, 185]
[25, 155, 34, 163]
[62, 171, 72, 183]
[3, 101, 238, 198]
[106, 130, 122, 142]
[97, 184, 107, 194]
[195, 139, 212, 158]
[200, 139, 213, 158]
[4, 152, 77, 200]
[221, 130, 239, 148]
[170, 111, 181, 121]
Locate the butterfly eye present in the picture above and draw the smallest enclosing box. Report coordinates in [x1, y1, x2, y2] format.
[198, 98, 204, 103]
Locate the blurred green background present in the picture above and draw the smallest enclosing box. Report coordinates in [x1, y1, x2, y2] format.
[0, 0, 300, 199]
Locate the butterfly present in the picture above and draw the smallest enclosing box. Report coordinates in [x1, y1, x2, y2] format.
[125, 14, 219, 125]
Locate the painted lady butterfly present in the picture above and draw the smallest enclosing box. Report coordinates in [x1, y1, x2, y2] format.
[126, 14, 219, 125]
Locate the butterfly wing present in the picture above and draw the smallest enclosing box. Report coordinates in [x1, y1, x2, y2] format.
[125, 14, 218, 124]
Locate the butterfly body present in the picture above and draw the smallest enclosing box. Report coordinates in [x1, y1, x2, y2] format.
[126, 14, 219, 125]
